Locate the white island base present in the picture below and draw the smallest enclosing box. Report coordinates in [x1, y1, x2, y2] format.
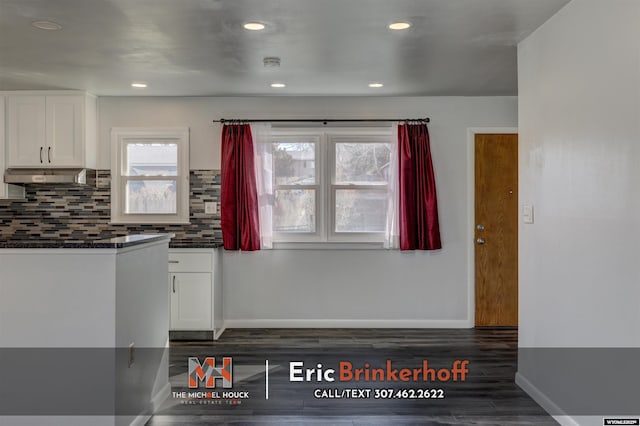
[0, 234, 172, 426]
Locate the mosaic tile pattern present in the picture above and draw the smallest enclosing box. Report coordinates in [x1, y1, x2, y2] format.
[0, 170, 222, 246]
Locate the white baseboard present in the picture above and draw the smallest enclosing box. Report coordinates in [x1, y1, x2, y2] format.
[515, 372, 581, 426]
[223, 319, 472, 328]
[150, 382, 171, 412]
[128, 414, 151, 426]
[214, 326, 226, 340]
[128, 381, 171, 426]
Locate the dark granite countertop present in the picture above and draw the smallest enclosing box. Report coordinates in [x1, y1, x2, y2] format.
[169, 239, 224, 249]
[0, 233, 173, 249]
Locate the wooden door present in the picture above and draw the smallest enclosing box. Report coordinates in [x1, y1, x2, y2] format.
[475, 134, 518, 327]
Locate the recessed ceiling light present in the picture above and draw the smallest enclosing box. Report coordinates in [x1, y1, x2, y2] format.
[131, 82, 148, 88]
[369, 83, 384, 88]
[31, 20, 63, 31]
[270, 83, 286, 88]
[389, 22, 411, 30]
[244, 22, 265, 31]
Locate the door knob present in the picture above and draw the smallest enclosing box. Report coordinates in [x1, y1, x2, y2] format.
[476, 238, 486, 245]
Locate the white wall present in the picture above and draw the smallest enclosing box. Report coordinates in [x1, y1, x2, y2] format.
[99, 96, 517, 326]
[518, 0, 640, 423]
[518, 0, 640, 349]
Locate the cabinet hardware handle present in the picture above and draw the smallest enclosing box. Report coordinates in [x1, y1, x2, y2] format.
[40, 147, 43, 163]
[168, 260, 180, 264]
[48, 147, 51, 163]
[476, 238, 486, 245]
[172, 276, 176, 293]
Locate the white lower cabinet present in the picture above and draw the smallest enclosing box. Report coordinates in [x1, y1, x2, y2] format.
[169, 248, 224, 339]
[170, 272, 212, 330]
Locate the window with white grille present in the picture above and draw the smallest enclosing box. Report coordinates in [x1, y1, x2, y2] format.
[111, 128, 189, 224]
[270, 129, 393, 243]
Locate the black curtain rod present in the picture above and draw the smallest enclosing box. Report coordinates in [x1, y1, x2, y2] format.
[213, 118, 430, 124]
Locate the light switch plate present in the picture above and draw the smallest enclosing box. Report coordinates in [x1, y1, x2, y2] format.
[523, 205, 534, 224]
[205, 202, 217, 215]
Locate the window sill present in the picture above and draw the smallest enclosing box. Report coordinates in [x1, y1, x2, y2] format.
[271, 242, 388, 250]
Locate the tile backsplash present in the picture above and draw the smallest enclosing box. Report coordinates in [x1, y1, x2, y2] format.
[0, 170, 222, 244]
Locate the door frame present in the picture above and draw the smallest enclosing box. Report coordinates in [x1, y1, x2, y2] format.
[466, 127, 518, 327]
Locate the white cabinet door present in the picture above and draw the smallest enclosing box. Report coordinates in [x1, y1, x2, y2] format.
[170, 272, 212, 330]
[6, 95, 46, 167]
[0, 96, 25, 199]
[6, 94, 89, 168]
[45, 96, 84, 167]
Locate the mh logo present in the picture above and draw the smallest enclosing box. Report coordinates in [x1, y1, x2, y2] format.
[188, 357, 233, 389]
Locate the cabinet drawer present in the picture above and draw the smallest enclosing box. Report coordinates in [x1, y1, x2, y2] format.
[168, 251, 212, 272]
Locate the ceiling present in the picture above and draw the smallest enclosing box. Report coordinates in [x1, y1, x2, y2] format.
[0, 0, 570, 97]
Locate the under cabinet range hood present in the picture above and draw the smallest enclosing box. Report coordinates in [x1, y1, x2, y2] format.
[4, 168, 96, 186]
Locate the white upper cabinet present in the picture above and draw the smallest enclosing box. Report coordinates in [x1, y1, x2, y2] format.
[5, 92, 96, 168]
[46, 96, 84, 166]
[6, 96, 45, 167]
[0, 95, 25, 199]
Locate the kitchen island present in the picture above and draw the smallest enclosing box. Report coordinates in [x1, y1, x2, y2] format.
[0, 233, 172, 426]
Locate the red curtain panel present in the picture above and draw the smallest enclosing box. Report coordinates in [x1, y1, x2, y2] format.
[398, 123, 442, 250]
[221, 124, 261, 251]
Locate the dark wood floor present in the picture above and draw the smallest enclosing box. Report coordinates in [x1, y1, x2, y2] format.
[147, 328, 557, 426]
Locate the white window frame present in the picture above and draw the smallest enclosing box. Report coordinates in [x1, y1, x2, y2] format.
[110, 127, 190, 224]
[270, 127, 393, 245]
[327, 134, 391, 243]
[271, 132, 325, 243]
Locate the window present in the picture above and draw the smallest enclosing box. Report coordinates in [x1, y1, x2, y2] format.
[330, 136, 391, 237]
[270, 129, 393, 244]
[272, 136, 320, 236]
[111, 128, 190, 224]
